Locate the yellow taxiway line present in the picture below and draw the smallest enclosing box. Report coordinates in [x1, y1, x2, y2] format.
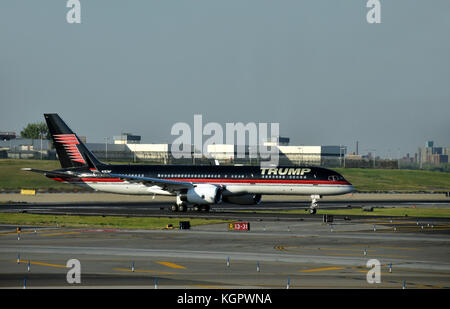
[300, 267, 346, 272]
[113, 268, 175, 275]
[156, 261, 187, 270]
[16, 260, 68, 268]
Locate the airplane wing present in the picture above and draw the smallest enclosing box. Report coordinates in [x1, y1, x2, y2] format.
[109, 173, 194, 193]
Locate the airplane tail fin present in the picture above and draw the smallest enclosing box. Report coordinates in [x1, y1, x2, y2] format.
[44, 113, 104, 170]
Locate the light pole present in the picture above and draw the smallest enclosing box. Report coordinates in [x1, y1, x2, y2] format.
[373, 150, 376, 168]
[340, 145, 347, 168]
[366, 149, 376, 168]
[104, 137, 109, 162]
[39, 133, 43, 160]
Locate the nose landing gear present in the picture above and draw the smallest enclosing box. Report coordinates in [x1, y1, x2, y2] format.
[309, 195, 321, 214]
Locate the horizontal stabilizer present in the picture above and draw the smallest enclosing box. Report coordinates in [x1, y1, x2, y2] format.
[21, 168, 77, 179]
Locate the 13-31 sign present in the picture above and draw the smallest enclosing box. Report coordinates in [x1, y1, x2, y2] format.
[229, 223, 250, 231]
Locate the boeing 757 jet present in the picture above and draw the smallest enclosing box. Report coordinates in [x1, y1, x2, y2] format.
[23, 114, 354, 214]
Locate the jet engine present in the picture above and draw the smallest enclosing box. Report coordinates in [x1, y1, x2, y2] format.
[223, 194, 262, 205]
[179, 184, 223, 205]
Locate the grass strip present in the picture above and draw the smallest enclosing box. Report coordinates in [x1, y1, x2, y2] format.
[0, 212, 229, 229]
[335, 168, 450, 192]
[316, 207, 450, 218]
[240, 207, 450, 218]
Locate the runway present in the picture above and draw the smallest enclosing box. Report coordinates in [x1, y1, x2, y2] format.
[1, 199, 450, 289]
[1, 193, 449, 220]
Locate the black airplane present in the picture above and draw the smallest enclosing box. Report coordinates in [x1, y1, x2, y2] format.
[23, 114, 353, 214]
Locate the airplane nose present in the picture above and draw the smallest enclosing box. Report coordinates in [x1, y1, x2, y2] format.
[346, 184, 354, 193]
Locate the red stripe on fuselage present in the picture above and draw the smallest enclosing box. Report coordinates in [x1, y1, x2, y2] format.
[51, 177, 124, 183]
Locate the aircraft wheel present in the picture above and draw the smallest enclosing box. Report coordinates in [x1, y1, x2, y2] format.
[178, 204, 187, 212]
[309, 208, 316, 215]
[170, 204, 178, 212]
[193, 205, 200, 212]
[202, 205, 211, 212]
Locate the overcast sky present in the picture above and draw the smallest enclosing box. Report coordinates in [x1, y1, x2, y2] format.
[1, 0, 449, 158]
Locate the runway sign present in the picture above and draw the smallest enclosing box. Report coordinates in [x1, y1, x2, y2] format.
[229, 222, 250, 231]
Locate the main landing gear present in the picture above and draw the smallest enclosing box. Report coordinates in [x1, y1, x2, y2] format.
[169, 203, 188, 212]
[170, 195, 211, 212]
[308, 195, 321, 215]
[169, 203, 210, 212]
[193, 205, 210, 212]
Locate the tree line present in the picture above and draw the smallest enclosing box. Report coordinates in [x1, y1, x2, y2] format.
[20, 122, 50, 140]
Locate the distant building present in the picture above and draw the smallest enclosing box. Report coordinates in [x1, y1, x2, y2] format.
[88, 142, 170, 163]
[113, 133, 141, 144]
[346, 154, 363, 160]
[206, 144, 235, 161]
[0, 132, 16, 141]
[263, 136, 290, 147]
[418, 141, 449, 166]
[429, 154, 448, 164]
[400, 153, 415, 163]
[0, 137, 55, 160]
[206, 144, 344, 166]
[270, 136, 290, 146]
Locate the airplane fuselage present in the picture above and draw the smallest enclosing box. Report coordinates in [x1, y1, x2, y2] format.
[50, 164, 353, 197]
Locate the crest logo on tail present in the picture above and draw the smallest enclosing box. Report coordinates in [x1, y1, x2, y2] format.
[54, 134, 86, 164]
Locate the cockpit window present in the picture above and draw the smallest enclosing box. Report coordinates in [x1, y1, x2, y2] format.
[328, 175, 343, 181]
